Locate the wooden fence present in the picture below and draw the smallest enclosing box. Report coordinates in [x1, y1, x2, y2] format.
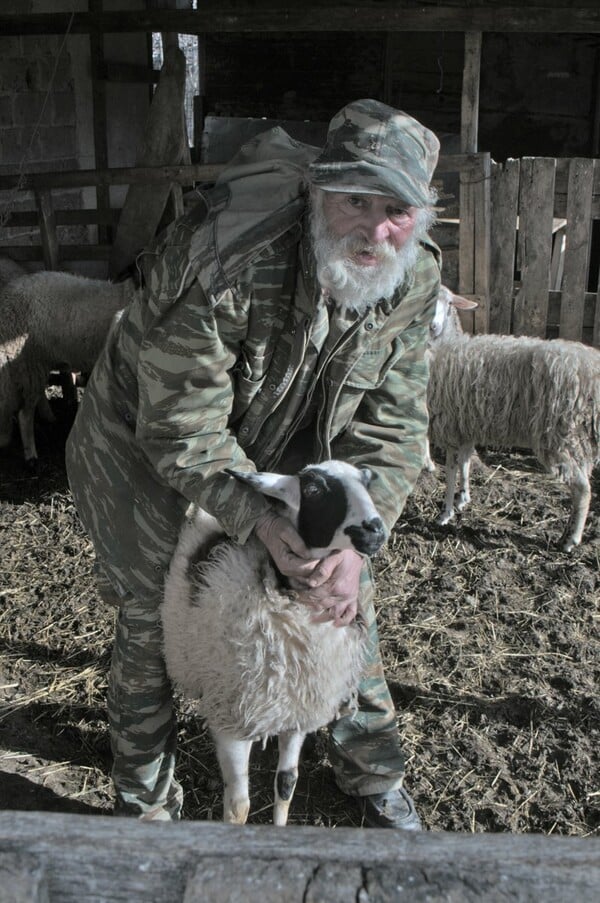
[490, 157, 600, 348]
[0, 151, 490, 292]
[4, 152, 600, 349]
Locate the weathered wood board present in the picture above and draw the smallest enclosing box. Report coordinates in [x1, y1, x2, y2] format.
[0, 812, 599, 903]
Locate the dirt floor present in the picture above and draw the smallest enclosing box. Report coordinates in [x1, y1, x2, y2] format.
[0, 395, 598, 835]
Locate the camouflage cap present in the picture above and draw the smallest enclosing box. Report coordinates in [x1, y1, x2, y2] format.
[308, 98, 440, 207]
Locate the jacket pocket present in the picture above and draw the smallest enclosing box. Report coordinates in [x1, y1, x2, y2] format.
[344, 336, 405, 390]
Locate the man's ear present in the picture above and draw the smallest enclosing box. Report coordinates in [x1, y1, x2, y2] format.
[225, 469, 301, 512]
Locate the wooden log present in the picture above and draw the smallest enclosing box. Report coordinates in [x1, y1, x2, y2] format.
[559, 158, 595, 340]
[0, 812, 599, 903]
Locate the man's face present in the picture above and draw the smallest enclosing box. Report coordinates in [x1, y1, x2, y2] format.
[321, 192, 419, 258]
[310, 188, 433, 312]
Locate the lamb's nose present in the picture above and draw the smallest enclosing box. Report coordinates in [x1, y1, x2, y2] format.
[363, 516, 384, 534]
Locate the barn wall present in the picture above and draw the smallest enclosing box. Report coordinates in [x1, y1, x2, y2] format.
[200, 29, 600, 161]
[0, 0, 153, 275]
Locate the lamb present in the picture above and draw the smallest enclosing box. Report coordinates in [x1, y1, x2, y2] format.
[426, 286, 600, 551]
[161, 460, 387, 826]
[0, 270, 137, 465]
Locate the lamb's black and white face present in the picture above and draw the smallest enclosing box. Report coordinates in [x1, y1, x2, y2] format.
[228, 460, 387, 558]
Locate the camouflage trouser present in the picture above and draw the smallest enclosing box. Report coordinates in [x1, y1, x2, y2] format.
[96, 554, 405, 820]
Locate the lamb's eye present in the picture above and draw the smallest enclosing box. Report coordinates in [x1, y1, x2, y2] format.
[303, 482, 322, 498]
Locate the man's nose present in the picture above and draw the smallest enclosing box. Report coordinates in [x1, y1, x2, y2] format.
[360, 211, 391, 243]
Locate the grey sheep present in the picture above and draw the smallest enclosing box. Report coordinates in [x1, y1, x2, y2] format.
[0, 270, 137, 465]
[427, 287, 600, 551]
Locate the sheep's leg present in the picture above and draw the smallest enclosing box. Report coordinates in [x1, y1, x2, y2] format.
[273, 730, 305, 827]
[17, 406, 38, 465]
[59, 369, 78, 407]
[560, 465, 591, 552]
[455, 445, 475, 512]
[437, 447, 459, 524]
[214, 733, 253, 824]
[36, 392, 56, 424]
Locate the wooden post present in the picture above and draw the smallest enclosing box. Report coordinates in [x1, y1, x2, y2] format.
[34, 189, 59, 270]
[458, 32, 489, 333]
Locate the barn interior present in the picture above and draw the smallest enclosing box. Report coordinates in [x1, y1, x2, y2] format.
[0, 4, 599, 900]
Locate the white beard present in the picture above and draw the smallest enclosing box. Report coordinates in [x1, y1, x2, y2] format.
[310, 196, 434, 315]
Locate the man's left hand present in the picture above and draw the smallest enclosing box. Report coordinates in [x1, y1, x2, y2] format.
[292, 548, 364, 627]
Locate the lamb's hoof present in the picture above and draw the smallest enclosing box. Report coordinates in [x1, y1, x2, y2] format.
[224, 800, 249, 825]
[436, 513, 454, 527]
[560, 537, 579, 554]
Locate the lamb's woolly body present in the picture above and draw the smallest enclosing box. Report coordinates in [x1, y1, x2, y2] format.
[0, 271, 137, 457]
[163, 528, 365, 742]
[428, 332, 600, 481]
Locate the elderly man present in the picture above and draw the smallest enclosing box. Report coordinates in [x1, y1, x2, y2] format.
[66, 98, 441, 830]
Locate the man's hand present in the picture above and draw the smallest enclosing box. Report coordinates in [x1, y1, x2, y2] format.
[254, 511, 320, 582]
[294, 548, 365, 628]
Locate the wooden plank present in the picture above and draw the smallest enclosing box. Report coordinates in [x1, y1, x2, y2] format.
[457, 155, 490, 333]
[0, 163, 223, 191]
[513, 157, 556, 337]
[33, 190, 59, 271]
[0, 155, 481, 193]
[0, 245, 112, 262]
[0, 812, 599, 903]
[559, 158, 595, 340]
[0, 852, 49, 903]
[2, 209, 121, 228]
[2, 6, 600, 36]
[461, 32, 481, 154]
[489, 158, 520, 334]
[472, 152, 491, 334]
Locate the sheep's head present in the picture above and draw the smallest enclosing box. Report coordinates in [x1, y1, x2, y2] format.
[227, 460, 387, 558]
[429, 285, 478, 343]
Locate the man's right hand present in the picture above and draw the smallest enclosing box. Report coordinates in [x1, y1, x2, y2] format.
[254, 511, 320, 582]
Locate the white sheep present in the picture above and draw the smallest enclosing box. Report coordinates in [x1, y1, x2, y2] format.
[0, 270, 136, 465]
[427, 287, 600, 551]
[161, 460, 387, 826]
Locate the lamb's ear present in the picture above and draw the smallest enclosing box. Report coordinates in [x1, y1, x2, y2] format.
[225, 469, 301, 511]
[448, 290, 478, 311]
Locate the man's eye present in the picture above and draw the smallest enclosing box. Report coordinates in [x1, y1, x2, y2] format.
[389, 207, 408, 219]
[347, 196, 365, 208]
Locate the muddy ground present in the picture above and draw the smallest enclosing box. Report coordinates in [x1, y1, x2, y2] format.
[0, 396, 598, 835]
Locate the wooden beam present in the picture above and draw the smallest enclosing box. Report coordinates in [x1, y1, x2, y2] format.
[1, 6, 600, 36]
[0, 812, 599, 903]
[0, 163, 225, 191]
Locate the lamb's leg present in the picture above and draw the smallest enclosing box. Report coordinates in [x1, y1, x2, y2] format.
[273, 730, 304, 827]
[422, 439, 436, 473]
[455, 444, 475, 512]
[437, 447, 459, 524]
[560, 465, 591, 552]
[214, 734, 253, 824]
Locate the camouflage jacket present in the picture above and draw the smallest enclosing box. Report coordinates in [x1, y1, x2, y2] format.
[74, 128, 441, 551]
